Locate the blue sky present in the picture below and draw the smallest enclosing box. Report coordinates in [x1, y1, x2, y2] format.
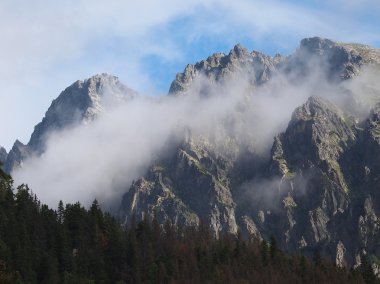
[0, 0, 379, 150]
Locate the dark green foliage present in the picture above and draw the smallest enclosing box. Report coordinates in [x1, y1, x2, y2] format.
[0, 167, 377, 283]
[360, 256, 378, 284]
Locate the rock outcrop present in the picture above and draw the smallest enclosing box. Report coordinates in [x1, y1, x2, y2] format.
[286, 37, 380, 80]
[4, 74, 136, 173]
[0, 146, 7, 165]
[28, 73, 136, 154]
[118, 37, 380, 267]
[4, 140, 31, 173]
[169, 44, 284, 96]
[119, 133, 240, 237]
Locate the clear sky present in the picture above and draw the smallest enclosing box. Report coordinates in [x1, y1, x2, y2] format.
[0, 0, 379, 151]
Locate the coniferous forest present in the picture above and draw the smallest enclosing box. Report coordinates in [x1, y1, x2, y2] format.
[0, 165, 378, 284]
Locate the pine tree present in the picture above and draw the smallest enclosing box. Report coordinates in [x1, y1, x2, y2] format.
[360, 256, 376, 284]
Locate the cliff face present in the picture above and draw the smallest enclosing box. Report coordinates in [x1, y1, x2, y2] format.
[169, 44, 284, 96]
[266, 96, 355, 260]
[118, 37, 380, 267]
[263, 98, 380, 267]
[4, 140, 31, 174]
[28, 73, 136, 153]
[119, 133, 240, 236]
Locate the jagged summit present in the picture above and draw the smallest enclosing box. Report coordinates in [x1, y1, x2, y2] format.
[281, 96, 356, 171]
[229, 43, 250, 58]
[169, 43, 283, 95]
[291, 36, 380, 80]
[301, 37, 380, 64]
[300, 37, 336, 55]
[28, 73, 136, 153]
[290, 96, 345, 124]
[4, 140, 31, 173]
[169, 37, 380, 97]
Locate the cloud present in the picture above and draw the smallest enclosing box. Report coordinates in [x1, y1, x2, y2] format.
[1, 0, 379, 151]
[12, 90, 242, 208]
[0, 0, 205, 149]
[12, 47, 380, 210]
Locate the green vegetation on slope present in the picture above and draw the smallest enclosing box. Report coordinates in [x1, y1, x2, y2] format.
[0, 164, 377, 284]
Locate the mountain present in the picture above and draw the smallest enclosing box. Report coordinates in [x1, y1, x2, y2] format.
[0, 166, 366, 283]
[6, 37, 380, 271]
[4, 73, 136, 172]
[3, 140, 31, 173]
[286, 37, 380, 80]
[118, 37, 380, 269]
[169, 37, 380, 97]
[169, 44, 284, 96]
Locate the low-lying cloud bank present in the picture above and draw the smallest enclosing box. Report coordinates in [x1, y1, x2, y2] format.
[12, 63, 380, 209]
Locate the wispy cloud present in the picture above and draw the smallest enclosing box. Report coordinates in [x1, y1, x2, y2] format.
[13, 57, 380, 209]
[0, 0, 379, 150]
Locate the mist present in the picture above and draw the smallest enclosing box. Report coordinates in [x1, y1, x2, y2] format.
[12, 57, 380, 209]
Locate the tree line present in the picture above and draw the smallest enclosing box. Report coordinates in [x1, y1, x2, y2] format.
[0, 164, 377, 283]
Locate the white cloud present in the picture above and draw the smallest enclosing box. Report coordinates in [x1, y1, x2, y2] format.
[12, 62, 380, 209]
[1, 0, 379, 151]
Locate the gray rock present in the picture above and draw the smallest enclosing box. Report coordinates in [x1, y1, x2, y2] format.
[5, 36, 380, 268]
[118, 174, 199, 228]
[4, 140, 31, 173]
[240, 215, 262, 240]
[117, 38, 380, 266]
[169, 37, 380, 98]
[4, 74, 137, 174]
[0, 146, 7, 165]
[272, 96, 356, 193]
[336, 241, 347, 268]
[286, 36, 380, 81]
[169, 44, 284, 96]
[28, 73, 136, 154]
[308, 207, 330, 243]
[119, 132, 239, 237]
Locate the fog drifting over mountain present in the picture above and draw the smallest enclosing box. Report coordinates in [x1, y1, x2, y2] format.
[12, 53, 380, 209]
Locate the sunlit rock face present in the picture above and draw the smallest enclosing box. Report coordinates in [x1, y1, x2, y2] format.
[4, 74, 137, 173]
[169, 43, 284, 96]
[119, 37, 380, 266]
[28, 73, 136, 154]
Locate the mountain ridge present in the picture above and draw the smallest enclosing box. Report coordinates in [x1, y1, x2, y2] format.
[4, 36, 380, 271]
[3, 73, 136, 172]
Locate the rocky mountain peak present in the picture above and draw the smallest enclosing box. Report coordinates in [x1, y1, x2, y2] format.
[6, 37, 380, 269]
[290, 96, 345, 124]
[292, 37, 380, 80]
[4, 140, 31, 173]
[169, 44, 284, 95]
[230, 43, 250, 59]
[300, 37, 336, 55]
[80, 73, 133, 105]
[13, 139, 25, 148]
[27, 74, 136, 153]
[286, 96, 356, 162]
